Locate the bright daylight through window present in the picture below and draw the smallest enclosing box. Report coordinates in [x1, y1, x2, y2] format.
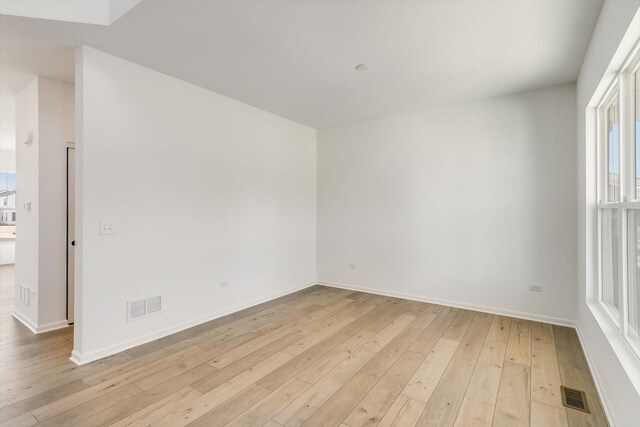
[598, 50, 640, 355]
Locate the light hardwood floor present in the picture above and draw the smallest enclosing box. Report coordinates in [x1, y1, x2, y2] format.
[0, 264, 608, 426]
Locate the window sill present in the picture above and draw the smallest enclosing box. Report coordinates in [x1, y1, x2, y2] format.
[599, 300, 621, 329]
[587, 301, 640, 397]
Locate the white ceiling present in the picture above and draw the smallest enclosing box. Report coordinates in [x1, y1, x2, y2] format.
[0, 0, 142, 26]
[0, 0, 603, 128]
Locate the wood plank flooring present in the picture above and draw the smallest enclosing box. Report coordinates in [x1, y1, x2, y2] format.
[0, 264, 609, 426]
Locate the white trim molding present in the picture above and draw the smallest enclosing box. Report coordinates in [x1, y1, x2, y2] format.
[319, 280, 576, 327]
[11, 311, 38, 333]
[70, 281, 316, 365]
[575, 322, 619, 427]
[585, 302, 640, 397]
[11, 311, 69, 334]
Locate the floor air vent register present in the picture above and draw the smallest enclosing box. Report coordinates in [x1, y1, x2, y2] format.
[560, 386, 590, 413]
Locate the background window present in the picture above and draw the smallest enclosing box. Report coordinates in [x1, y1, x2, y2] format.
[0, 172, 16, 226]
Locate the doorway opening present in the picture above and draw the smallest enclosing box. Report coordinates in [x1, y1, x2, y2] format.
[0, 167, 17, 328]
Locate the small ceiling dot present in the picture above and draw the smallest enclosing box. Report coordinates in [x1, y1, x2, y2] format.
[355, 64, 370, 71]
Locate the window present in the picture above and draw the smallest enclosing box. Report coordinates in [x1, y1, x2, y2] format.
[0, 172, 16, 226]
[631, 65, 640, 350]
[597, 52, 640, 356]
[604, 91, 620, 202]
[601, 208, 621, 317]
[628, 210, 640, 346]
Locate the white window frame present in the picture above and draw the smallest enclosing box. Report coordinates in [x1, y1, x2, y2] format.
[596, 42, 640, 358]
[627, 54, 640, 356]
[597, 82, 621, 204]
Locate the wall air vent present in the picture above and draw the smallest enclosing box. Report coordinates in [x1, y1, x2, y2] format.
[147, 295, 162, 314]
[127, 296, 162, 321]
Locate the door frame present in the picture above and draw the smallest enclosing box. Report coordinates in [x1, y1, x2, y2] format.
[66, 143, 75, 324]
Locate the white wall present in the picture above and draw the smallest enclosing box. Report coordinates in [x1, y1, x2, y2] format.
[74, 47, 317, 363]
[15, 78, 39, 327]
[14, 76, 74, 332]
[0, 149, 16, 172]
[577, 1, 640, 426]
[318, 84, 577, 324]
[39, 77, 74, 327]
[1, 95, 16, 154]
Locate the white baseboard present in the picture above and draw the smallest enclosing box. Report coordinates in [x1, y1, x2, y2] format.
[319, 280, 576, 328]
[70, 281, 317, 366]
[575, 324, 616, 427]
[11, 311, 38, 333]
[69, 350, 83, 366]
[11, 311, 69, 334]
[37, 320, 70, 333]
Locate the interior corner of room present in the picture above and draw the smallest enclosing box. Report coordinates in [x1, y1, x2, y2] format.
[1, 1, 640, 426]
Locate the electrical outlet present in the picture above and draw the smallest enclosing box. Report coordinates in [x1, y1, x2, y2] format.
[220, 281, 229, 288]
[349, 264, 357, 269]
[99, 221, 115, 235]
[529, 284, 543, 292]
